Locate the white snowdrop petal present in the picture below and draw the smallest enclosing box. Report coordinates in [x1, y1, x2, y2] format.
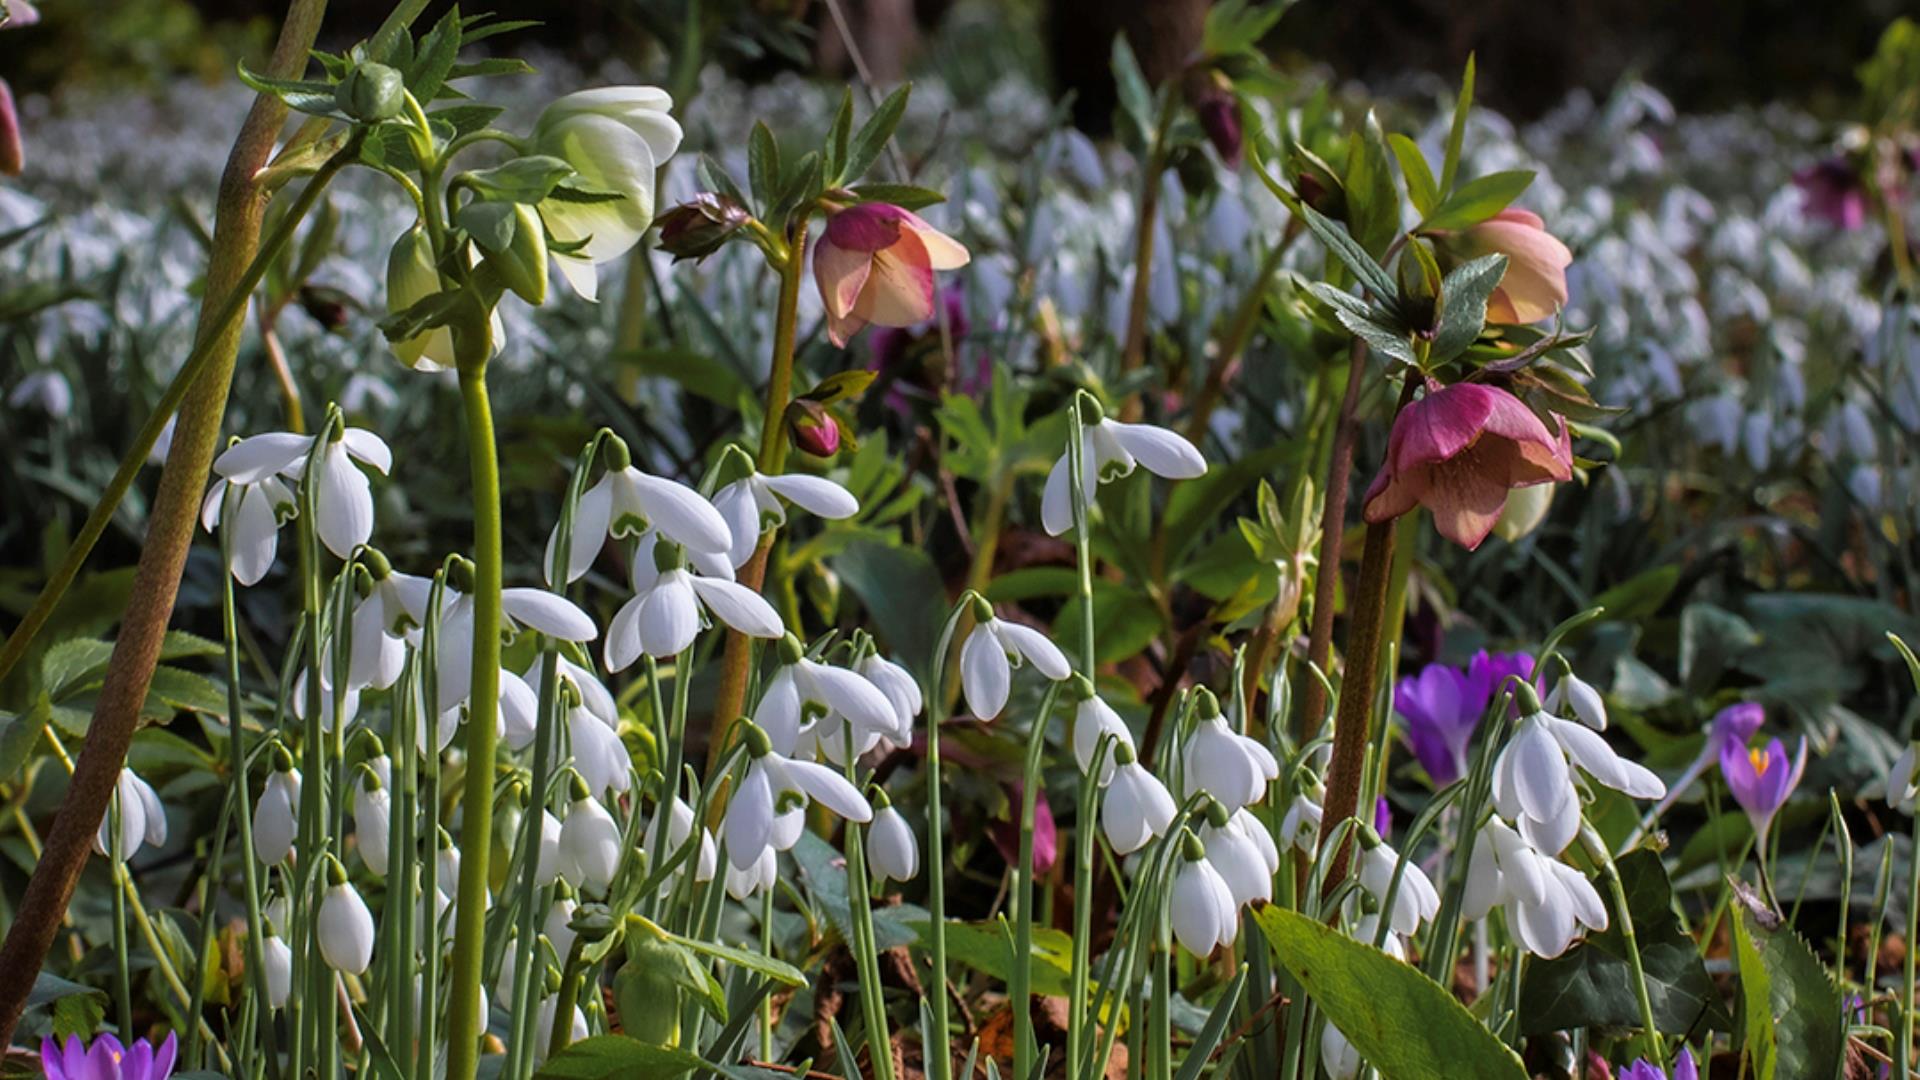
[809, 661, 901, 737]
[341, 428, 393, 474]
[604, 594, 648, 673]
[629, 471, 734, 554]
[318, 883, 376, 974]
[636, 574, 701, 657]
[960, 625, 1011, 720]
[724, 766, 775, 870]
[315, 447, 375, 559]
[1040, 453, 1075, 537]
[995, 621, 1072, 681]
[230, 483, 282, 587]
[503, 588, 598, 642]
[1106, 420, 1207, 479]
[780, 758, 873, 822]
[712, 481, 763, 569]
[867, 806, 919, 883]
[552, 477, 614, 586]
[760, 473, 860, 519]
[263, 935, 293, 1008]
[215, 431, 312, 485]
[688, 577, 785, 638]
[1508, 719, 1573, 823]
[499, 669, 541, 752]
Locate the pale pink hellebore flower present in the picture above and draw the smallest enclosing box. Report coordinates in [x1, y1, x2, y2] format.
[1363, 382, 1572, 550]
[1445, 209, 1572, 325]
[813, 203, 969, 347]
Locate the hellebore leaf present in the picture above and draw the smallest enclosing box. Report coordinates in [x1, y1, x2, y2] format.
[1731, 899, 1779, 1080]
[1389, 133, 1439, 217]
[1439, 54, 1476, 193]
[405, 6, 462, 103]
[1252, 905, 1527, 1080]
[1307, 283, 1417, 367]
[1419, 169, 1535, 233]
[236, 62, 346, 120]
[747, 121, 780, 214]
[1429, 253, 1507, 362]
[1520, 850, 1724, 1036]
[1293, 202, 1400, 309]
[844, 84, 910, 186]
[460, 155, 576, 204]
[849, 182, 947, 211]
[1342, 111, 1400, 260]
[532, 1035, 710, 1080]
[1734, 888, 1845, 1080]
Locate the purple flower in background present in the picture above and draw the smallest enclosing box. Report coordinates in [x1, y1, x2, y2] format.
[1711, 701, 1765, 751]
[1793, 157, 1867, 230]
[1719, 707, 1807, 845]
[41, 1032, 178, 1080]
[1617, 1048, 1696, 1080]
[867, 283, 988, 414]
[987, 779, 1057, 875]
[1394, 650, 1536, 785]
[1373, 796, 1392, 838]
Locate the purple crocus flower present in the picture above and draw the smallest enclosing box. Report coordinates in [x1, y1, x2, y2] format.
[1373, 796, 1392, 838]
[1618, 1048, 1697, 1080]
[1792, 157, 1868, 230]
[1711, 701, 1765, 752]
[41, 1032, 178, 1080]
[1719, 707, 1807, 845]
[1394, 650, 1536, 785]
[866, 283, 988, 414]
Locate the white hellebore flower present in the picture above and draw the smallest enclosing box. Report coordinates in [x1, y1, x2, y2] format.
[213, 426, 391, 560]
[201, 463, 296, 586]
[1278, 794, 1324, 854]
[386, 224, 504, 372]
[1492, 711, 1665, 855]
[959, 605, 1072, 721]
[867, 802, 919, 883]
[94, 768, 167, 859]
[558, 785, 623, 894]
[262, 931, 293, 1008]
[713, 468, 860, 570]
[532, 86, 683, 302]
[353, 767, 392, 877]
[1357, 839, 1442, 937]
[1041, 413, 1207, 536]
[723, 727, 872, 870]
[1181, 702, 1279, 812]
[1170, 834, 1238, 957]
[1888, 740, 1920, 815]
[605, 533, 783, 670]
[253, 761, 301, 864]
[1072, 690, 1135, 784]
[317, 865, 375, 975]
[1545, 670, 1608, 730]
[754, 635, 900, 763]
[1102, 745, 1176, 855]
[546, 448, 733, 584]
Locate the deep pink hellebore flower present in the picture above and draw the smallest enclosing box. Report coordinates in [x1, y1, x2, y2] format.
[813, 203, 969, 347]
[0, 80, 21, 178]
[1441, 208, 1573, 324]
[1792, 158, 1868, 231]
[1363, 382, 1573, 550]
[41, 1032, 177, 1080]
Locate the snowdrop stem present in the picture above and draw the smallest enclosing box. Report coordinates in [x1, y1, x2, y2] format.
[293, 441, 332, 1079]
[1067, 735, 1115, 1080]
[448, 356, 506, 1080]
[1903, 808, 1919, 1080]
[547, 934, 588, 1060]
[508, 648, 564, 1080]
[839, 754, 896, 1080]
[1012, 684, 1065, 1080]
[649, 647, 694, 915]
[108, 795, 133, 1038]
[1580, 824, 1662, 1060]
[918, 596, 976, 1080]
[1068, 394, 1098, 674]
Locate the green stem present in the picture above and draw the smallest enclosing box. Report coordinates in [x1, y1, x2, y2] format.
[448, 353, 505, 1080]
[841, 742, 895, 1080]
[222, 543, 283, 1080]
[1067, 738, 1111, 1080]
[922, 599, 974, 1080]
[110, 798, 133, 1039]
[547, 937, 587, 1060]
[1012, 686, 1062, 1080]
[1583, 825, 1661, 1059]
[1296, 339, 1369, 741]
[1903, 808, 1918, 1080]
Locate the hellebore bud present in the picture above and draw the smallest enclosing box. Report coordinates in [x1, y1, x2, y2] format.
[299, 284, 355, 331]
[656, 193, 751, 262]
[785, 398, 842, 458]
[1190, 71, 1242, 163]
[335, 62, 406, 123]
[460, 199, 550, 305]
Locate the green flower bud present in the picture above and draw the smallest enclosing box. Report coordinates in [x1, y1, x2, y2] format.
[460, 199, 550, 306]
[335, 62, 405, 123]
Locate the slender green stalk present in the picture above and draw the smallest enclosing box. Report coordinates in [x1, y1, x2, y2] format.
[841, 760, 894, 1080]
[1903, 807, 1919, 1080]
[547, 936, 588, 1059]
[1012, 685, 1063, 1080]
[222, 541, 283, 1080]
[1067, 738, 1112, 1080]
[109, 797, 133, 1039]
[921, 599, 975, 1080]
[183, 790, 232, 1069]
[448, 351, 506, 1079]
[1582, 824, 1661, 1060]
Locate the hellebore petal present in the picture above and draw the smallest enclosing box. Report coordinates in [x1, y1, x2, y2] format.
[1448, 208, 1573, 324]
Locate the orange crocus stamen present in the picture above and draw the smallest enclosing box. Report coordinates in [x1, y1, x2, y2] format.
[1749, 747, 1771, 777]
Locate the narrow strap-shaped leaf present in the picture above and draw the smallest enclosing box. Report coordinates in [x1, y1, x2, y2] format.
[1172, 964, 1248, 1080]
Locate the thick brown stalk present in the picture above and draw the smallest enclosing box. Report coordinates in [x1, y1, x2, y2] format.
[0, 0, 328, 1047]
[1295, 339, 1369, 741]
[1313, 515, 1396, 885]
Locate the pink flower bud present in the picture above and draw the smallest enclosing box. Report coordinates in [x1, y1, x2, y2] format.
[785, 399, 842, 458]
[813, 203, 969, 347]
[1439, 209, 1572, 324]
[0, 79, 21, 178]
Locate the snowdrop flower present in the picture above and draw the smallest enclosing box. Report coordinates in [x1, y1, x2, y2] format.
[148, 416, 175, 467]
[253, 755, 300, 864]
[1180, 693, 1278, 812]
[567, 699, 633, 798]
[200, 459, 296, 586]
[426, 574, 596, 714]
[959, 598, 1072, 720]
[641, 797, 717, 887]
[1493, 710, 1665, 854]
[213, 425, 391, 560]
[291, 668, 361, 733]
[344, 566, 407, 692]
[317, 860, 375, 975]
[1170, 831, 1238, 957]
[723, 723, 872, 870]
[1887, 739, 1920, 814]
[1317, 917, 1405, 1079]
[1041, 406, 1208, 536]
[725, 846, 779, 900]
[1357, 837, 1441, 936]
[1072, 685, 1134, 784]
[867, 796, 919, 883]
[1199, 803, 1276, 907]
[262, 929, 292, 1008]
[1545, 668, 1608, 730]
[1514, 859, 1609, 959]
[557, 779, 622, 894]
[858, 652, 922, 749]
[546, 440, 733, 584]
[38, 1032, 177, 1080]
[1278, 793, 1323, 853]
[532, 996, 589, 1064]
[93, 768, 166, 860]
[1102, 741, 1176, 855]
[713, 466, 860, 569]
[533, 809, 564, 886]
[1464, 820, 1607, 957]
[755, 635, 900, 762]
[544, 891, 578, 963]
[352, 765, 391, 877]
[8, 370, 71, 418]
[604, 537, 783, 669]
[526, 654, 618, 727]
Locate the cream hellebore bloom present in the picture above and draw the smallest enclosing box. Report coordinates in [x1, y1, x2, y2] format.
[317, 860, 375, 975]
[723, 724, 872, 870]
[959, 601, 1072, 721]
[1437, 208, 1573, 325]
[546, 443, 734, 584]
[93, 768, 167, 860]
[1492, 710, 1666, 855]
[1102, 742, 1177, 855]
[1041, 411, 1208, 536]
[1170, 831, 1239, 958]
[214, 426, 392, 561]
[754, 635, 901, 763]
[713, 467, 860, 570]
[604, 533, 783, 670]
[1180, 696, 1279, 813]
[385, 224, 504, 371]
[813, 202, 970, 347]
[867, 797, 920, 884]
[201, 461, 296, 587]
[532, 87, 682, 301]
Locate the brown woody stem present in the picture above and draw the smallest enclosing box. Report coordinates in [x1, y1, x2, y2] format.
[1296, 339, 1370, 740]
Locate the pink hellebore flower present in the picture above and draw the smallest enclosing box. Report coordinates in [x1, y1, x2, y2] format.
[814, 203, 969, 347]
[0, 79, 21, 178]
[1446, 209, 1573, 325]
[1364, 382, 1573, 551]
[1792, 158, 1868, 231]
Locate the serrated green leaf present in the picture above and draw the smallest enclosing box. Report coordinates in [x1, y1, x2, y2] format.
[1308, 283, 1417, 367]
[747, 122, 779, 214]
[533, 1035, 709, 1080]
[848, 183, 946, 211]
[406, 6, 462, 103]
[460, 155, 576, 204]
[1430, 253, 1506, 361]
[1732, 904, 1778, 1080]
[1252, 905, 1527, 1080]
[1739, 896, 1844, 1079]
[1419, 170, 1534, 233]
[1343, 111, 1400, 259]
[236, 61, 345, 120]
[0, 697, 50, 782]
[843, 84, 910, 185]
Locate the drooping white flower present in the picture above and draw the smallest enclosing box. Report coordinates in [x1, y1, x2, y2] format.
[532, 996, 589, 1064]
[557, 788, 622, 894]
[534, 810, 564, 886]
[262, 929, 293, 1008]
[531, 86, 682, 302]
[526, 655, 619, 727]
[544, 893, 578, 962]
[1278, 794, 1324, 853]
[200, 468, 296, 586]
[10, 369, 72, 418]
[1072, 691, 1134, 784]
[1888, 740, 1920, 814]
[213, 426, 392, 560]
[545, 458, 733, 584]
[317, 868, 375, 975]
[1357, 839, 1442, 937]
[959, 611, 1072, 720]
[1041, 416, 1207, 536]
[858, 652, 922, 749]
[1199, 808, 1274, 907]
[713, 469, 860, 569]
[754, 637, 900, 763]
[1545, 670, 1608, 730]
[1181, 708, 1279, 812]
[93, 768, 167, 859]
[253, 762, 301, 864]
[567, 703, 633, 798]
[641, 796, 717, 889]
[723, 730, 872, 870]
[604, 536, 783, 669]
[1462, 818, 1609, 957]
[1102, 746, 1176, 855]
[725, 845, 779, 900]
[291, 668, 362, 733]
[1170, 836, 1238, 957]
[352, 767, 391, 877]
[867, 802, 919, 883]
[425, 579, 596, 715]
[1492, 711, 1665, 854]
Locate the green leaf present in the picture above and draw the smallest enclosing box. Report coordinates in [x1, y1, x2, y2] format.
[1520, 851, 1724, 1036]
[1055, 583, 1162, 665]
[42, 638, 114, 700]
[0, 697, 51, 782]
[1388, 133, 1438, 218]
[610, 348, 748, 408]
[925, 919, 1078, 998]
[1342, 112, 1400, 259]
[406, 5, 462, 103]
[697, 155, 747, 206]
[1110, 36, 1156, 145]
[747, 122, 780, 214]
[1173, 964, 1248, 1080]
[1735, 896, 1844, 1080]
[848, 183, 946, 211]
[1439, 54, 1475, 193]
[460, 155, 576, 204]
[823, 88, 854, 182]
[666, 931, 807, 988]
[1732, 904, 1778, 1080]
[533, 1035, 709, 1080]
[1419, 170, 1534, 233]
[768, 151, 822, 222]
[1679, 602, 1761, 698]
[843, 84, 910, 185]
[1251, 905, 1527, 1080]
[236, 61, 344, 119]
[1429, 253, 1507, 362]
[1591, 565, 1680, 625]
[1308, 284, 1417, 367]
[830, 540, 944, 685]
[1295, 203, 1399, 307]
